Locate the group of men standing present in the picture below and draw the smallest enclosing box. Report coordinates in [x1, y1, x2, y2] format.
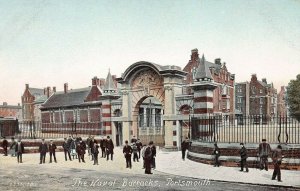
[211, 139, 283, 182]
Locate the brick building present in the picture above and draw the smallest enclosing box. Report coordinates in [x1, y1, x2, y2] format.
[183, 49, 235, 115]
[249, 74, 277, 118]
[277, 86, 288, 117]
[21, 84, 47, 122]
[40, 77, 107, 134]
[0, 102, 22, 119]
[235, 82, 250, 116]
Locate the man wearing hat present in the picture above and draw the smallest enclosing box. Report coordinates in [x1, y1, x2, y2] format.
[39, 139, 48, 164]
[239, 143, 249, 172]
[15, 138, 25, 163]
[272, 145, 283, 182]
[2, 137, 8, 156]
[106, 136, 114, 161]
[144, 141, 153, 174]
[123, 140, 133, 168]
[49, 140, 57, 163]
[258, 138, 271, 171]
[181, 137, 190, 161]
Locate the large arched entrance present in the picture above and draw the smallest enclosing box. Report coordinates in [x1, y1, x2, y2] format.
[117, 61, 186, 148]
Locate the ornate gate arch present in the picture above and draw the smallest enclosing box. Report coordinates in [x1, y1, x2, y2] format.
[117, 61, 186, 148]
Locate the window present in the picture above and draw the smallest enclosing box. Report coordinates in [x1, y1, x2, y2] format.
[260, 89, 263, 94]
[260, 98, 263, 104]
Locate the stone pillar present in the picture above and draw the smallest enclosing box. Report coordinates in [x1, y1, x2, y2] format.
[164, 84, 175, 149]
[121, 90, 130, 144]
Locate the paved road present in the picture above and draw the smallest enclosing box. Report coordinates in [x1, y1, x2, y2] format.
[0, 164, 298, 191]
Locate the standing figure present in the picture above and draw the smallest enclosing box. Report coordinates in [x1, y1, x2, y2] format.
[10, 137, 16, 157]
[239, 143, 249, 172]
[106, 136, 114, 161]
[141, 144, 147, 169]
[15, 139, 25, 163]
[93, 143, 99, 165]
[76, 140, 86, 163]
[123, 140, 133, 168]
[2, 137, 8, 156]
[86, 135, 92, 156]
[63, 138, 72, 161]
[49, 140, 57, 163]
[151, 144, 156, 169]
[100, 137, 106, 158]
[70, 137, 77, 159]
[132, 143, 139, 162]
[39, 139, 48, 164]
[136, 139, 142, 159]
[258, 138, 271, 171]
[181, 137, 190, 161]
[272, 145, 283, 182]
[144, 141, 153, 174]
[89, 136, 95, 161]
[212, 143, 221, 167]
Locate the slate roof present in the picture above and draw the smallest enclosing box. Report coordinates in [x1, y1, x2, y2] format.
[195, 55, 213, 81]
[103, 70, 117, 93]
[42, 87, 91, 109]
[28, 88, 44, 98]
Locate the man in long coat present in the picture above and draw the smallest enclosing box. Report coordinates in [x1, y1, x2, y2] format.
[49, 140, 57, 163]
[106, 136, 114, 161]
[15, 139, 25, 163]
[39, 139, 48, 164]
[240, 143, 249, 172]
[123, 140, 133, 168]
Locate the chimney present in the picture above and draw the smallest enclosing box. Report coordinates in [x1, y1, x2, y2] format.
[251, 74, 257, 81]
[64, 83, 68, 94]
[92, 76, 100, 86]
[215, 58, 221, 65]
[25, 84, 29, 89]
[262, 78, 267, 84]
[191, 49, 199, 62]
[53, 86, 56, 93]
[47, 86, 51, 98]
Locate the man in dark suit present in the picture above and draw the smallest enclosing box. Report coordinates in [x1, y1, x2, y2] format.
[49, 140, 57, 163]
[2, 137, 8, 156]
[181, 137, 190, 160]
[123, 140, 133, 168]
[39, 139, 48, 164]
[240, 143, 249, 172]
[136, 139, 143, 159]
[100, 137, 106, 158]
[131, 136, 137, 144]
[63, 138, 72, 161]
[89, 136, 95, 161]
[212, 143, 221, 167]
[106, 136, 114, 161]
[76, 140, 86, 163]
[258, 138, 271, 171]
[144, 141, 153, 174]
[272, 145, 283, 182]
[15, 139, 25, 163]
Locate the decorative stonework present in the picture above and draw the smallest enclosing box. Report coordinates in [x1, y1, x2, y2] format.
[131, 69, 163, 90]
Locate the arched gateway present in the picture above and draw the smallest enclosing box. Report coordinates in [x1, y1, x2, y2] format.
[117, 61, 186, 148]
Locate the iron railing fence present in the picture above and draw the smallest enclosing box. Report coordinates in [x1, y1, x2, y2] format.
[191, 115, 300, 144]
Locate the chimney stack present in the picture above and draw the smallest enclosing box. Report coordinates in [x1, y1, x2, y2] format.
[99, 78, 105, 88]
[215, 58, 221, 65]
[25, 84, 29, 89]
[251, 74, 257, 81]
[92, 76, 100, 86]
[262, 78, 267, 84]
[64, 83, 68, 94]
[47, 87, 51, 98]
[191, 49, 199, 62]
[53, 86, 56, 93]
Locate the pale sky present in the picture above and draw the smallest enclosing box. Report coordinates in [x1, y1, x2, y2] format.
[0, 0, 299, 105]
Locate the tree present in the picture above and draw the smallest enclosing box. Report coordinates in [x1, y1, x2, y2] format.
[287, 74, 300, 121]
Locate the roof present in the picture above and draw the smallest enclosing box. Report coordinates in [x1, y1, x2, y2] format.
[34, 95, 48, 104]
[42, 87, 91, 109]
[28, 88, 44, 97]
[194, 55, 213, 81]
[103, 70, 117, 94]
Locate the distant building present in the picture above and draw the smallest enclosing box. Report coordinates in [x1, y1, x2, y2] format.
[183, 49, 235, 115]
[249, 74, 277, 117]
[0, 102, 22, 119]
[21, 84, 48, 122]
[277, 86, 288, 117]
[235, 82, 250, 116]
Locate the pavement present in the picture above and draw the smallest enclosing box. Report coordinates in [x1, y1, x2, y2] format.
[1, 147, 300, 189]
[155, 150, 300, 188]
